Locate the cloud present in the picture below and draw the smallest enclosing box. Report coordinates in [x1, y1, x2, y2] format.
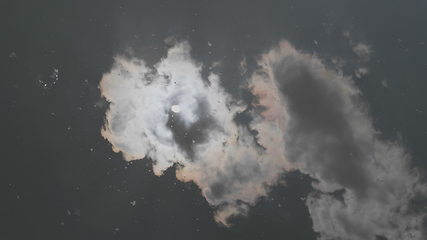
[100, 42, 291, 226]
[343, 31, 372, 61]
[351, 42, 372, 62]
[343, 31, 372, 79]
[253, 40, 426, 240]
[100, 40, 426, 239]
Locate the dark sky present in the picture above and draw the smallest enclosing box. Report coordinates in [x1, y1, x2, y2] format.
[2, 0, 427, 239]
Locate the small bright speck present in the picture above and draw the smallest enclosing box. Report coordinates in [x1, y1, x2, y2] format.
[171, 105, 181, 113]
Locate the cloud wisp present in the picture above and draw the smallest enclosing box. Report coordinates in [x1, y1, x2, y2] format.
[100, 40, 426, 239]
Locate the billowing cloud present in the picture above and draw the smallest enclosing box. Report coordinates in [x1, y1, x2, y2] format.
[100, 42, 291, 226]
[100, 40, 426, 239]
[253, 41, 426, 240]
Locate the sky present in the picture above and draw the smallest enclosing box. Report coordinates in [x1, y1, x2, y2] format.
[2, 0, 427, 240]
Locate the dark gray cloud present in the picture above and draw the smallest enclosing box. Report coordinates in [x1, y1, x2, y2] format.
[275, 55, 373, 197]
[252, 41, 427, 240]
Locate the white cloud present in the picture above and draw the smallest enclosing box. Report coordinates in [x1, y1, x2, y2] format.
[100, 40, 426, 239]
[100, 42, 291, 226]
